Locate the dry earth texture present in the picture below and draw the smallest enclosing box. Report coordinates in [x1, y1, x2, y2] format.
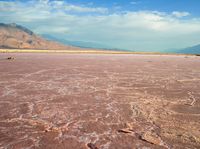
[0, 53, 200, 149]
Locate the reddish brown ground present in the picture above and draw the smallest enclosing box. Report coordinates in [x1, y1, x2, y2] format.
[0, 53, 200, 149]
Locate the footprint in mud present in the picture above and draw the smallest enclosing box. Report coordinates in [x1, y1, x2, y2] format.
[87, 143, 99, 149]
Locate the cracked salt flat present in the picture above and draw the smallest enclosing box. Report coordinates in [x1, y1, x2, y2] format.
[0, 53, 200, 149]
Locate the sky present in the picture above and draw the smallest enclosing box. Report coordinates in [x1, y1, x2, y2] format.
[0, 0, 200, 51]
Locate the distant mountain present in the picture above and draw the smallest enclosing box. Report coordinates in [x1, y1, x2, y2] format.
[0, 23, 81, 50]
[176, 44, 200, 54]
[41, 34, 114, 50]
[166, 44, 200, 54]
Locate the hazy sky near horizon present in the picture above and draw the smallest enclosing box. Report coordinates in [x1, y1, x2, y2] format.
[1, 0, 200, 51]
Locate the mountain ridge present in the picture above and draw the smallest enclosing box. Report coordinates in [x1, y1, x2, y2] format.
[1, 23, 200, 54]
[177, 44, 200, 54]
[0, 23, 82, 50]
[166, 44, 200, 54]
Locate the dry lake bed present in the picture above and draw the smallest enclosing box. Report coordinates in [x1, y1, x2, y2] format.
[0, 53, 200, 149]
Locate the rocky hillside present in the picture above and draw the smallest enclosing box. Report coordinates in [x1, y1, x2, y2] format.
[0, 23, 81, 50]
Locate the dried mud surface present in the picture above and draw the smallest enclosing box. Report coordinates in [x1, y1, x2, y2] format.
[0, 53, 200, 149]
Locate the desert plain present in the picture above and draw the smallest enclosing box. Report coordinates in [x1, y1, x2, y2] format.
[0, 53, 200, 149]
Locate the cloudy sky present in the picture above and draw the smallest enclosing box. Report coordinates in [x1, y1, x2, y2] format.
[1, 0, 200, 51]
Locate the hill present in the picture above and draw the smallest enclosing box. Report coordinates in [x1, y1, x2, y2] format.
[0, 23, 81, 50]
[176, 44, 200, 54]
[166, 44, 200, 54]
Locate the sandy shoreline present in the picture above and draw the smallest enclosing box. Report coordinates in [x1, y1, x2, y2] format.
[0, 48, 196, 56]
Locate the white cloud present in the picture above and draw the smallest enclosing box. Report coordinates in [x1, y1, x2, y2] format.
[130, 1, 139, 5]
[63, 4, 108, 13]
[0, 1, 17, 11]
[0, 1, 200, 51]
[50, 1, 108, 13]
[172, 11, 190, 18]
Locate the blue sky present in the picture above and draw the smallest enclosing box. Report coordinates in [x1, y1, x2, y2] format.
[1, 0, 200, 51]
[67, 0, 200, 16]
